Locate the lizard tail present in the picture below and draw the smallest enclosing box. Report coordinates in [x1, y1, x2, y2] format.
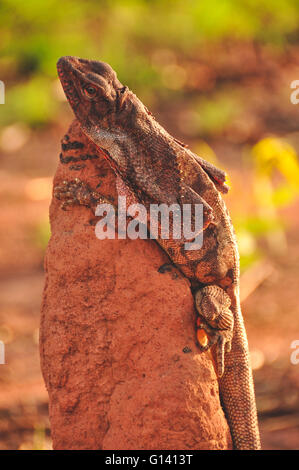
[218, 302, 261, 450]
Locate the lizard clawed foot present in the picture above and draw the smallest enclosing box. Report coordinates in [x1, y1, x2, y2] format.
[195, 285, 234, 378]
[54, 178, 111, 211]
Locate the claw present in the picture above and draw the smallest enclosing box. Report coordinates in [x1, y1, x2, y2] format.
[195, 285, 234, 377]
[54, 179, 102, 210]
[197, 322, 230, 377]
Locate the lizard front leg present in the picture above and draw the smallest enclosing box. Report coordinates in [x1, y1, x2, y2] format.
[195, 285, 234, 378]
[54, 178, 113, 210]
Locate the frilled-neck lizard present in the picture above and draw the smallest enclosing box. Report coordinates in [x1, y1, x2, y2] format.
[55, 56, 261, 450]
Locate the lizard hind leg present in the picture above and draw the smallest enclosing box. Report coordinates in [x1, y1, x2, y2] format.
[195, 285, 234, 378]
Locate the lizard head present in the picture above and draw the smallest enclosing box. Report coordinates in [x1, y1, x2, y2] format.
[57, 56, 147, 146]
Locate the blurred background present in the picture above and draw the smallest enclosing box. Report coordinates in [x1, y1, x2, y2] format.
[0, 0, 299, 450]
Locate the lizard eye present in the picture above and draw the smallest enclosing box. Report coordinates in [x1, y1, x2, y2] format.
[83, 85, 97, 98]
[119, 86, 127, 94]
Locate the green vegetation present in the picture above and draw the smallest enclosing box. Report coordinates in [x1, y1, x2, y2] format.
[1, 0, 299, 126]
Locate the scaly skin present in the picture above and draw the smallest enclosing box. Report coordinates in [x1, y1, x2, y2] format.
[55, 56, 261, 449]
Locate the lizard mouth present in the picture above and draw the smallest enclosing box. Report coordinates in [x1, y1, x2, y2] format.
[57, 56, 82, 110]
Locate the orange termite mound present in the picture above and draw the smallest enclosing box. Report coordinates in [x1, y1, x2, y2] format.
[40, 120, 232, 450]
